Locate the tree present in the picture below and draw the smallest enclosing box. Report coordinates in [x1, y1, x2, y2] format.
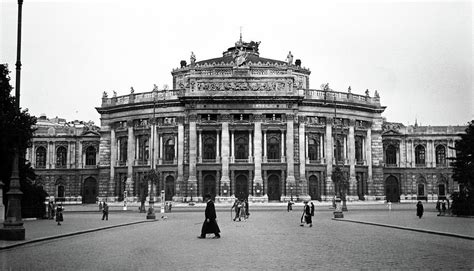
[0, 64, 44, 218]
[450, 120, 474, 215]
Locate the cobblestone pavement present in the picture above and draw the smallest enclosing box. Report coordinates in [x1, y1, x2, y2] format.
[1, 209, 473, 270]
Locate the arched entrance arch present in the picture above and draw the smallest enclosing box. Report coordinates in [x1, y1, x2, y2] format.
[385, 176, 399, 202]
[235, 174, 248, 200]
[308, 175, 320, 200]
[83, 177, 97, 204]
[203, 174, 216, 199]
[165, 175, 175, 201]
[267, 174, 280, 201]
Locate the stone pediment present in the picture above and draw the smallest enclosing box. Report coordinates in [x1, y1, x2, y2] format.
[81, 130, 100, 137]
[382, 129, 402, 136]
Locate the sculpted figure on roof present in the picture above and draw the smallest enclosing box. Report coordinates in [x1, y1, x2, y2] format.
[233, 47, 248, 67]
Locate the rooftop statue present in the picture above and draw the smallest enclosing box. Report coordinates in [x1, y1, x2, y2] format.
[190, 51, 196, 65]
[286, 51, 294, 65]
[233, 47, 248, 67]
[102, 91, 108, 98]
[153, 84, 158, 92]
[130, 87, 135, 94]
[113, 91, 117, 97]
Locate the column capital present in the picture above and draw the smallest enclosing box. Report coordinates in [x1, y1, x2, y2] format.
[252, 114, 264, 122]
[326, 117, 334, 124]
[220, 114, 231, 122]
[126, 120, 134, 127]
[298, 115, 305, 123]
[349, 119, 356, 127]
[188, 114, 198, 122]
[176, 116, 185, 124]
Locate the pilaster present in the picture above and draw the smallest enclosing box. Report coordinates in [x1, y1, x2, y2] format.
[253, 115, 263, 191]
[188, 115, 198, 196]
[349, 120, 356, 195]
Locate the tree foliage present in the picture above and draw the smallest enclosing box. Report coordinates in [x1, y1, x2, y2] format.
[450, 120, 474, 215]
[1, 64, 45, 218]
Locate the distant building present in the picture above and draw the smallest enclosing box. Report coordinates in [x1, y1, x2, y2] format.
[27, 115, 100, 204]
[27, 38, 465, 203]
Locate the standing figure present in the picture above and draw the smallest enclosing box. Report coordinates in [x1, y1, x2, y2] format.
[198, 194, 221, 239]
[56, 204, 64, 226]
[310, 202, 315, 217]
[102, 202, 109, 220]
[232, 199, 241, 221]
[300, 201, 312, 227]
[287, 201, 292, 212]
[441, 200, 447, 215]
[416, 201, 424, 219]
[244, 199, 249, 219]
[169, 202, 172, 213]
[48, 201, 54, 219]
[436, 200, 441, 216]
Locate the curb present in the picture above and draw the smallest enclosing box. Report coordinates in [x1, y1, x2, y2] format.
[332, 218, 474, 240]
[0, 219, 158, 251]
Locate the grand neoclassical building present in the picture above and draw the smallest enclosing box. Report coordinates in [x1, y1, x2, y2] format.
[28, 38, 466, 203]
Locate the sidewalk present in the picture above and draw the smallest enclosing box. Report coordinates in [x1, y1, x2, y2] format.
[0, 212, 157, 250]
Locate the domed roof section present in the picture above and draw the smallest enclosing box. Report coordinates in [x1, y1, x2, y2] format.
[195, 39, 288, 66]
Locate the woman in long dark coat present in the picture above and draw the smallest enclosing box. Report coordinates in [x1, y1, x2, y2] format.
[198, 194, 221, 239]
[56, 204, 64, 225]
[416, 201, 424, 219]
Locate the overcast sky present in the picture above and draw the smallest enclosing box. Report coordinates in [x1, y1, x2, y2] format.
[1, 0, 472, 126]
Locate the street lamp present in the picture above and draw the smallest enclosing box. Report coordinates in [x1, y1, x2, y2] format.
[146, 170, 157, 219]
[0, 0, 25, 241]
[190, 187, 193, 202]
[290, 186, 293, 201]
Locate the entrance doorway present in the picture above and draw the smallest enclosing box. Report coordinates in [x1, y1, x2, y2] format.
[385, 176, 399, 202]
[203, 175, 216, 199]
[165, 176, 175, 201]
[83, 177, 97, 204]
[235, 174, 248, 200]
[308, 175, 320, 200]
[267, 174, 280, 201]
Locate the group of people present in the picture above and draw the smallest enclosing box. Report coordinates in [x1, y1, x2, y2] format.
[231, 199, 249, 222]
[436, 199, 449, 216]
[300, 201, 315, 227]
[47, 201, 64, 225]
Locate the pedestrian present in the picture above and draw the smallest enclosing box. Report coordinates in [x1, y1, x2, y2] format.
[436, 200, 441, 216]
[56, 204, 64, 226]
[198, 194, 221, 239]
[232, 199, 241, 221]
[99, 201, 103, 212]
[244, 199, 249, 220]
[287, 201, 292, 212]
[441, 200, 446, 215]
[169, 202, 172, 213]
[416, 201, 424, 219]
[300, 201, 312, 227]
[48, 201, 54, 219]
[310, 201, 315, 217]
[102, 202, 109, 220]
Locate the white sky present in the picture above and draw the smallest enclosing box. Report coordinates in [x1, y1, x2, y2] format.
[1, 0, 472, 126]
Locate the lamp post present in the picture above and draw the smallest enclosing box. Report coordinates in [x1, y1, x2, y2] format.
[190, 187, 193, 202]
[0, 0, 25, 241]
[290, 186, 293, 201]
[146, 91, 157, 219]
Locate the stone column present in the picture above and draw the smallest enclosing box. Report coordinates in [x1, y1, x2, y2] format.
[176, 119, 185, 197]
[411, 140, 415, 167]
[152, 125, 158, 167]
[248, 131, 253, 162]
[159, 134, 163, 165]
[325, 118, 333, 191]
[78, 141, 83, 168]
[110, 128, 117, 197]
[348, 120, 356, 197]
[198, 130, 202, 163]
[343, 136, 347, 164]
[320, 134, 324, 162]
[174, 134, 178, 164]
[253, 115, 263, 193]
[66, 142, 71, 169]
[126, 124, 135, 194]
[50, 141, 55, 169]
[216, 132, 220, 163]
[281, 130, 285, 162]
[286, 114, 296, 185]
[263, 130, 267, 162]
[366, 127, 373, 192]
[188, 115, 198, 197]
[220, 116, 231, 194]
[298, 117, 308, 198]
[431, 140, 436, 168]
[305, 134, 309, 162]
[230, 130, 235, 163]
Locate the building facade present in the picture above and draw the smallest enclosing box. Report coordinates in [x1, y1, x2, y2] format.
[27, 39, 465, 203]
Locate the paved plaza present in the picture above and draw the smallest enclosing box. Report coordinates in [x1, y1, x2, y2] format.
[0, 203, 473, 270]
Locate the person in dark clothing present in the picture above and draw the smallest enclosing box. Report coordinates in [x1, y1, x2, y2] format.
[310, 202, 315, 217]
[436, 200, 441, 216]
[56, 204, 64, 226]
[441, 200, 447, 215]
[198, 194, 221, 239]
[244, 199, 249, 219]
[300, 201, 312, 227]
[416, 201, 424, 219]
[232, 199, 241, 221]
[102, 202, 109, 220]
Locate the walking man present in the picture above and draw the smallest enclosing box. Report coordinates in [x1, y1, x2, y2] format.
[198, 194, 221, 239]
[102, 202, 109, 220]
[310, 201, 315, 217]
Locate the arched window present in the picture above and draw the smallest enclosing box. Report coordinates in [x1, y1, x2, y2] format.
[165, 138, 175, 161]
[386, 145, 397, 165]
[267, 136, 280, 160]
[138, 136, 149, 162]
[436, 145, 446, 167]
[119, 138, 128, 162]
[56, 146, 67, 167]
[334, 138, 343, 163]
[235, 136, 248, 159]
[308, 138, 318, 161]
[36, 146, 47, 168]
[415, 145, 425, 166]
[85, 146, 96, 166]
[355, 136, 363, 163]
[417, 183, 425, 196]
[57, 184, 65, 198]
[203, 136, 216, 160]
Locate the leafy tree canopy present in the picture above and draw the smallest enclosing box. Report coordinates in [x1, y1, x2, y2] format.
[451, 120, 474, 192]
